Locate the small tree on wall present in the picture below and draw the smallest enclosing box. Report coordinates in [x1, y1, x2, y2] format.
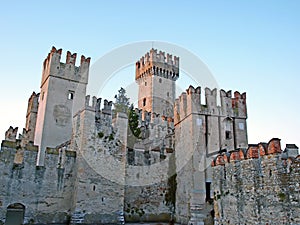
[113, 87, 130, 116]
[113, 87, 146, 151]
[128, 106, 141, 139]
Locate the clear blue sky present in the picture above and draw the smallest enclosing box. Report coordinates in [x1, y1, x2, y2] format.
[0, 0, 299, 148]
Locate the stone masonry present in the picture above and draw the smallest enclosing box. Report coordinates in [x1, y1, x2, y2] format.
[212, 138, 300, 225]
[0, 46, 298, 225]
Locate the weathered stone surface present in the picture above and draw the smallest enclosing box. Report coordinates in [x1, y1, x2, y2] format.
[0, 47, 257, 225]
[0, 143, 76, 224]
[212, 139, 300, 225]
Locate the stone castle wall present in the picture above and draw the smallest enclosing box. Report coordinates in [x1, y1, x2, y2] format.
[212, 138, 300, 225]
[124, 152, 176, 222]
[70, 95, 177, 223]
[70, 96, 125, 224]
[0, 140, 76, 224]
[0, 92, 178, 224]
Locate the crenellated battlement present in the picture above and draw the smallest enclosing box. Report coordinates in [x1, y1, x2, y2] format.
[84, 95, 113, 115]
[25, 92, 39, 143]
[212, 139, 300, 224]
[80, 55, 91, 64]
[204, 87, 218, 113]
[5, 126, 18, 142]
[132, 108, 174, 153]
[26, 92, 39, 116]
[174, 85, 247, 124]
[133, 108, 174, 129]
[82, 95, 114, 135]
[66, 51, 77, 65]
[135, 48, 179, 81]
[232, 91, 247, 117]
[4, 126, 37, 150]
[140, 49, 179, 67]
[210, 138, 299, 167]
[41, 46, 91, 86]
[84, 95, 100, 111]
[220, 89, 232, 117]
[0, 138, 75, 168]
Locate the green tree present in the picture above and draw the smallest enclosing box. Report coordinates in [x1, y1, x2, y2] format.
[127, 105, 142, 149]
[113, 87, 130, 115]
[128, 106, 141, 138]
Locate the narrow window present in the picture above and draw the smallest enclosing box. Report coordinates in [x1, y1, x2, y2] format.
[167, 92, 169, 97]
[159, 78, 162, 83]
[143, 98, 146, 106]
[68, 91, 74, 100]
[145, 82, 147, 86]
[225, 131, 232, 140]
[225, 119, 232, 140]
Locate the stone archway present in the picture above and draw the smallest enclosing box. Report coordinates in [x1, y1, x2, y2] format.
[5, 203, 25, 225]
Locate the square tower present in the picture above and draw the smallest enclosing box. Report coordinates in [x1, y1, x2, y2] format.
[135, 49, 179, 117]
[34, 47, 90, 165]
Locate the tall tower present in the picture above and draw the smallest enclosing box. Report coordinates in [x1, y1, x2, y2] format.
[34, 47, 90, 165]
[135, 49, 179, 117]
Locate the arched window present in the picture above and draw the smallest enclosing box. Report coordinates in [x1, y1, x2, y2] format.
[68, 91, 74, 100]
[143, 98, 146, 106]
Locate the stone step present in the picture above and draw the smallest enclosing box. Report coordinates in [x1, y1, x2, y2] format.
[70, 212, 85, 224]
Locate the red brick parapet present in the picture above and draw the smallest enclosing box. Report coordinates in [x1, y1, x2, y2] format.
[212, 138, 293, 167]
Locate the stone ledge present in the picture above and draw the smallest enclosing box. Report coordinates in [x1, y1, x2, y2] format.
[1, 140, 17, 149]
[66, 150, 76, 158]
[46, 147, 59, 155]
[26, 144, 38, 152]
[1, 140, 38, 152]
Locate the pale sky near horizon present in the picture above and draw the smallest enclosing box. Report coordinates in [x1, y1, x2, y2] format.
[0, 0, 299, 148]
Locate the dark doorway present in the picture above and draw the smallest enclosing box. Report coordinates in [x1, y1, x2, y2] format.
[206, 182, 212, 202]
[5, 203, 25, 225]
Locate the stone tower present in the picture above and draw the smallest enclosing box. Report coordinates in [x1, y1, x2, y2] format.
[34, 47, 90, 165]
[174, 86, 248, 223]
[135, 49, 179, 117]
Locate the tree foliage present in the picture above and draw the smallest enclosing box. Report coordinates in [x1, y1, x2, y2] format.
[113, 87, 130, 115]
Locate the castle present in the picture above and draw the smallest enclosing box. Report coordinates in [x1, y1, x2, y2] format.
[0, 47, 299, 225]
